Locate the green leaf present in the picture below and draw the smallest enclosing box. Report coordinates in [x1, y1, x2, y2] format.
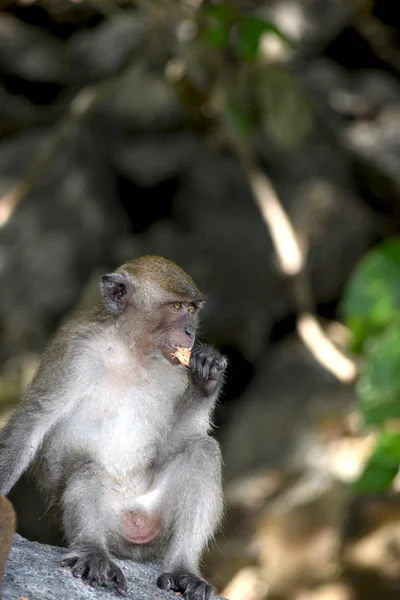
[357, 326, 400, 425]
[202, 4, 236, 22]
[202, 21, 230, 48]
[237, 17, 291, 61]
[201, 3, 234, 49]
[341, 237, 400, 353]
[353, 431, 400, 493]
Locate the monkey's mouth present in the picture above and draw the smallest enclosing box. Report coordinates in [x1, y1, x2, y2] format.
[166, 344, 192, 366]
[168, 343, 193, 352]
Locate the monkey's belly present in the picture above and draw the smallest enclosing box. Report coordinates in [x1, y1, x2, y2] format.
[121, 510, 161, 545]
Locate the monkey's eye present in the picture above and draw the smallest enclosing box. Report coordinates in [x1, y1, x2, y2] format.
[188, 305, 196, 314]
[173, 302, 182, 310]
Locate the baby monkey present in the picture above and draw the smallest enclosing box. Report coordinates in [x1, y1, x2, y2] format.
[0, 256, 227, 599]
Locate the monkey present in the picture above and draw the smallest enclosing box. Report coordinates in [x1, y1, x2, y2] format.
[0, 256, 227, 599]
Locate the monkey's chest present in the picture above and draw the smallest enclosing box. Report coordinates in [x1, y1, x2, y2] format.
[67, 384, 178, 473]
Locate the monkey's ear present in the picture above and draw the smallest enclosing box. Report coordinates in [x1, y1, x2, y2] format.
[100, 273, 128, 313]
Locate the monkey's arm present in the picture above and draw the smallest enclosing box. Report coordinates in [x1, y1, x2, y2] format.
[0, 330, 90, 495]
[0, 396, 51, 495]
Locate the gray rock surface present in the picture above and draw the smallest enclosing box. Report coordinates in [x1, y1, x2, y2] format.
[221, 338, 355, 481]
[94, 65, 183, 132]
[67, 13, 145, 81]
[0, 15, 72, 83]
[260, 0, 350, 54]
[112, 132, 199, 187]
[3, 535, 223, 600]
[0, 127, 126, 361]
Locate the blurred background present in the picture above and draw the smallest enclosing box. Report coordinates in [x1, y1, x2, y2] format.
[2, 0, 400, 599]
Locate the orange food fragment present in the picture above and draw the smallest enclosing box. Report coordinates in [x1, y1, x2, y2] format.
[172, 346, 191, 367]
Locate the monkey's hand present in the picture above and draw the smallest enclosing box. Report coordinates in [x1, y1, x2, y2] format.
[189, 345, 227, 397]
[158, 571, 214, 600]
[61, 550, 127, 595]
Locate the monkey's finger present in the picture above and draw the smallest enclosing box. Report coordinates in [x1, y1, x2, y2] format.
[187, 581, 213, 600]
[209, 366, 218, 380]
[210, 357, 227, 378]
[87, 567, 105, 588]
[110, 563, 127, 595]
[196, 354, 215, 380]
[157, 573, 171, 590]
[60, 556, 78, 568]
[157, 572, 175, 591]
[217, 357, 228, 370]
[71, 560, 90, 579]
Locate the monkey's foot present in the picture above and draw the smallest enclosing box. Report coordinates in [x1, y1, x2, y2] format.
[157, 571, 213, 600]
[61, 551, 127, 595]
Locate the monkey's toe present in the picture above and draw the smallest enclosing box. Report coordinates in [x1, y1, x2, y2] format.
[61, 555, 89, 579]
[62, 552, 127, 595]
[108, 561, 128, 595]
[157, 572, 173, 590]
[157, 572, 213, 600]
[61, 556, 78, 568]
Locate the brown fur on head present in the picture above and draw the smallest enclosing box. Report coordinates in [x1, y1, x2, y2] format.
[119, 256, 202, 301]
[100, 256, 204, 362]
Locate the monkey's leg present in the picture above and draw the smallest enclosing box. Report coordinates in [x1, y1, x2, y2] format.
[60, 458, 127, 595]
[157, 437, 223, 600]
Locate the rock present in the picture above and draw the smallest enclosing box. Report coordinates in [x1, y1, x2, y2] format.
[255, 474, 348, 595]
[297, 59, 353, 136]
[299, 59, 400, 218]
[35, 0, 100, 27]
[300, 59, 400, 131]
[112, 131, 199, 187]
[0, 86, 52, 136]
[221, 338, 355, 481]
[265, 135, 380, 305]
[67, 13, 145, 82]
[344, 107, 400, 218]
[0, 127, 125, 361]
[93, 64, 183, 132]
[0, 16, 72, 84]
[3, 535, 224, 600]
[259, 0, 351, 55]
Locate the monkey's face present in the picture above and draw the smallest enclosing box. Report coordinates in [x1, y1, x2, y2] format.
[155, 301, 199, 364]
[100, 259, 203, 364]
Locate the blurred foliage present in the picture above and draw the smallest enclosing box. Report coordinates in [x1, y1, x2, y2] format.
[200, 4, 291, 58]
[342, 237, 400, 492]
[173, 1, 313, 151]
[341, 238, 400, 354]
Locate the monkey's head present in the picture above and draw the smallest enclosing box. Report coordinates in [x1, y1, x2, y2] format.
[100, 256, 204, 363]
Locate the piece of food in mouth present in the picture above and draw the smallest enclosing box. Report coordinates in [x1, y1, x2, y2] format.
[172, 346, 191, 367]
